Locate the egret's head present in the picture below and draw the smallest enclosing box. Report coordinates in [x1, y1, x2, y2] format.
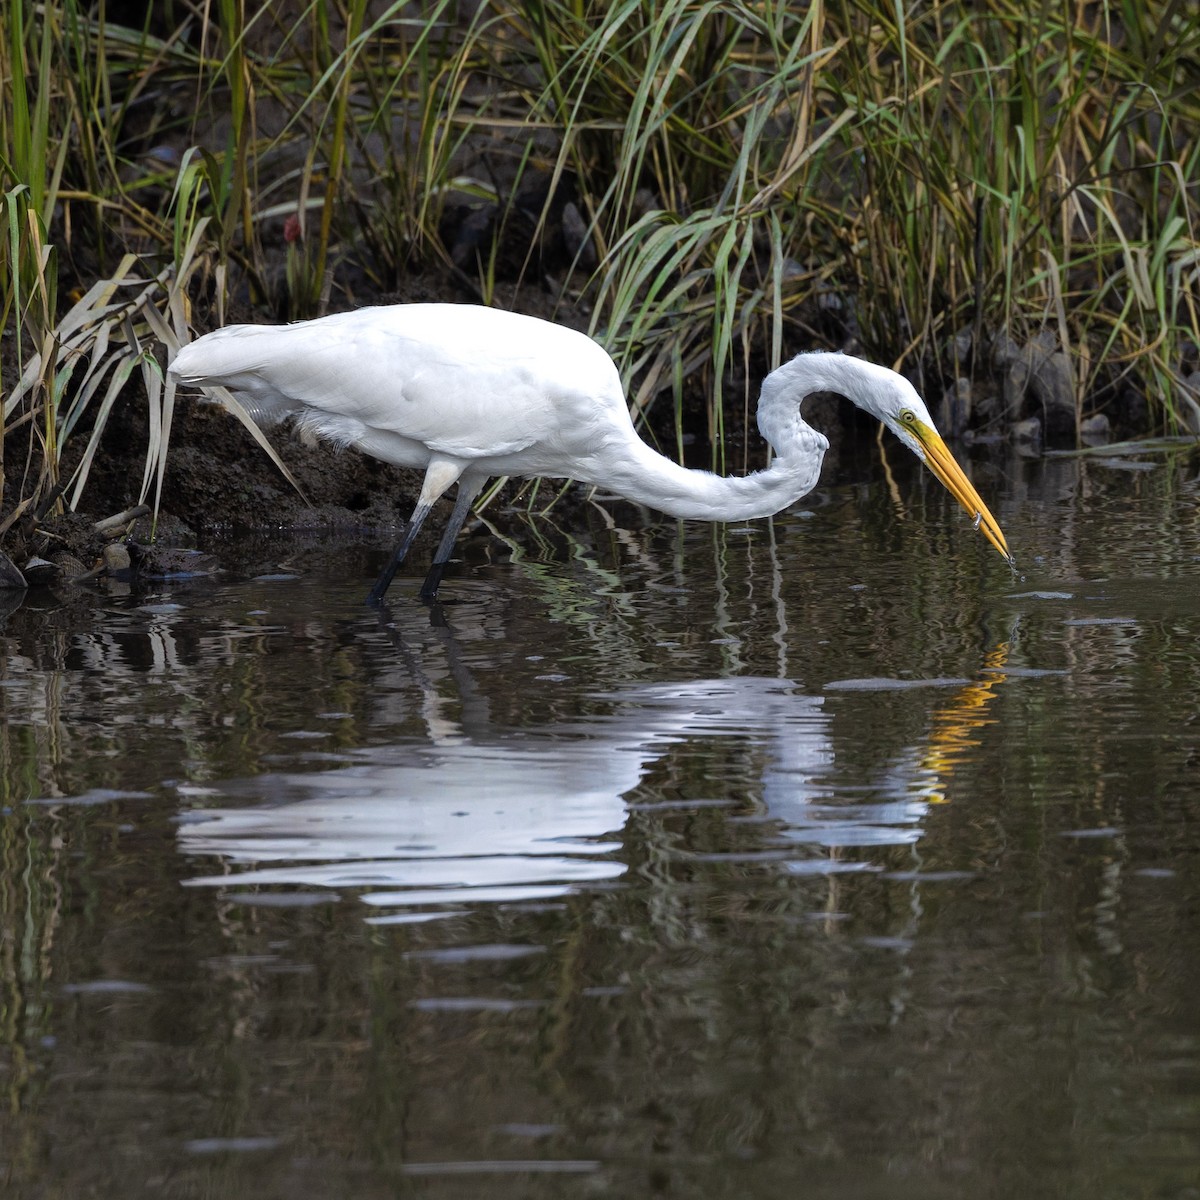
[871, 373, 1012, 565]
[760, 351, 1013, 564]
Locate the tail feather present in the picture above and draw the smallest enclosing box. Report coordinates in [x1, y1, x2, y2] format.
[170, 324, 302, 423]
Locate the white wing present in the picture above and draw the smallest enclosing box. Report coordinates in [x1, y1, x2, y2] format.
[170, 304, 625, 463]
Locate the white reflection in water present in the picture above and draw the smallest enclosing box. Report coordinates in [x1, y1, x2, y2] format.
[181, 739, 636, 905]
[180, 673, 969, 915]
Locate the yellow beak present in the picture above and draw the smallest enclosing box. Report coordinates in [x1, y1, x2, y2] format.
[910, 421, 1013, 564]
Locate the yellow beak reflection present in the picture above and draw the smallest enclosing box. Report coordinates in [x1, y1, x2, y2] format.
[911, 421, 1013, 564]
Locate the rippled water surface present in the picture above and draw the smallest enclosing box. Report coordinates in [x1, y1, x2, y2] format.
[2, 449, 1199, 1198]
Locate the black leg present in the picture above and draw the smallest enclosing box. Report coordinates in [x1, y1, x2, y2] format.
[366, 457, 465, 604]
[367, 500, 434, 604]
[419, 476, 484, 601]
[418, 560, 449, 603]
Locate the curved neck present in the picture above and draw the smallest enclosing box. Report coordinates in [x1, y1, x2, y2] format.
[755, 351, 895, 450]
[590, 435, 824, 522]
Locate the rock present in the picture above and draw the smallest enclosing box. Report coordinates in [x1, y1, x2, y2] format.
[780, 257, 805, 282]
[945, 328, 973, 366]
[21, 556, 60, 586]
[1079, 413, 1111, 446]
[991, 331, 1023, 370]
[1011, 416, 1042, 444]
[133, 546, 219, 580]
[934, 377, 973, 439]
[994, 331, 1076, 439]
[815, 288, 843, 313]
[0, 551, 28, 590]
[102, 543, 134, 581]
[53, 552, 92, 580]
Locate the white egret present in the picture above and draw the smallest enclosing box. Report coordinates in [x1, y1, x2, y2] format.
[169, 303, 1012, 601]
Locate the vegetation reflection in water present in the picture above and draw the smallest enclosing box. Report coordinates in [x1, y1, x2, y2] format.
[1, 454, 1199, 1197]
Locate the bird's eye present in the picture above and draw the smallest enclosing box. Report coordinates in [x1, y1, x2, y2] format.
[899, 409, 918, 425]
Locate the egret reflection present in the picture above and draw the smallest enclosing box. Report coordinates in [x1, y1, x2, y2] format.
[180, 658, 1013, 916]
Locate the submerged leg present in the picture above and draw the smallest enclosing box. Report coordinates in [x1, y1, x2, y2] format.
[419, 474, 486, 601]
[367, 457, 464, 604]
